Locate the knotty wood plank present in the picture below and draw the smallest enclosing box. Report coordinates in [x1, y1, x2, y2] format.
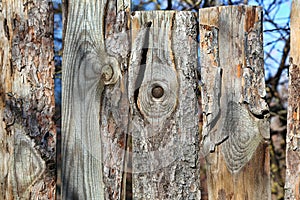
[285, 1, 300, 199]
[199, 6, 271, 199]
[0, 0, 56, 199]
[62, 0, 130, 199]
[129, 11, 201, 199]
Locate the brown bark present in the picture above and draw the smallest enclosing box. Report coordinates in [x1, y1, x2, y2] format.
[0, 0, 56, 199]
[285, 1, 300, 199]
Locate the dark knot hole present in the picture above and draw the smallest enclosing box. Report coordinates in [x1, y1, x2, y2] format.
[151, 85, 164, 99]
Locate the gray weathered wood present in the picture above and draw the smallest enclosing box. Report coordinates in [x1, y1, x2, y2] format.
[199, 6, 270, 199]
[0, 0, 56, 199]
[129, 11, 201, 199]
[62, 0, 130, 199]
[285, 1, 300, 199]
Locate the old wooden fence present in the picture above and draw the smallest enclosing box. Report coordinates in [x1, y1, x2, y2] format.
[0, 0, 299, 199]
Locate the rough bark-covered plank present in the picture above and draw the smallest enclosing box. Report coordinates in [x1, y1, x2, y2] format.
[285, 1, 300, 199]
[130, 11, 201, 199]
[0, 0, 56, 199]
[62, 0, 130, 199]
[101, 0, 131, 199]
[199, 6, 270, 199]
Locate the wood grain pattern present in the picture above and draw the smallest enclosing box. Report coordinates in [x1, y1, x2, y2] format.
[199, 6, 270, 199]
[130, 11, 201, 199]
[0, 0, 56, 199]
[285, 1, 300, 199]
[62, 0, 130, 199]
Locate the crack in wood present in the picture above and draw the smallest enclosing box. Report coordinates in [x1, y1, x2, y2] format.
[200, 25, 227, 155]
[243, 20, 269, 118]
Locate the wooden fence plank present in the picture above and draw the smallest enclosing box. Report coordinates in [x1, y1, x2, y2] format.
[130, 11, 201, 199]
[199, 6, 270, 199]
[62, 0, 130, 199]
[285, 1, 300, 199]
[0, 0, 56, 199]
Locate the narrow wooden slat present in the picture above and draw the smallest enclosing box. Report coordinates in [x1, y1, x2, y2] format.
[130, 11, 201, 199]
[0, 0, 56, 199]
[62, 0, 130, 199]
[199, 6, 270, 199]
[285, 1, 300, 199]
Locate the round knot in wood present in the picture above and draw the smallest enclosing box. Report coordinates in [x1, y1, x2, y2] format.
[151, 85, 164, 99]
[102, 64, 114, 82]
[136, 63, 178, 128]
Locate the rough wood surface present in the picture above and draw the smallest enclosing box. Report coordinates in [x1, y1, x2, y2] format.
[285, 1, 300, 199]
[62, 0, 130, 199]
[199, 6, 270, 199]
[0, 0, 56, 199]
[130, 11, 201, 199]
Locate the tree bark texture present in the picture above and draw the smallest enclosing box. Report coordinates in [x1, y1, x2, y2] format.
[0, 0, 56, 199]
[285, 1, 300, 199]
[62, 0, 130, 199]
[130, 11, 201, 200]
[199, 6, 270, 199]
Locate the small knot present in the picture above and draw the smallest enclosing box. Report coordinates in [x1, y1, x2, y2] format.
[151, 85, 164, 99]
[101, 64, 114, 82]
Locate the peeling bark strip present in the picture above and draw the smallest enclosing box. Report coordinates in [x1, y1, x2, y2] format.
[285, 1, 300, 199]
[199, 6, 270, 199]
[0, 0, 56, 199]
[130, 11, 201, 199]
[62, 0, 130, 199]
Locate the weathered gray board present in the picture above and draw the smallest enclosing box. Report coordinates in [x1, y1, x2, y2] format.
[129, 11, 201, 199]
[62, 0, 130, 199]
